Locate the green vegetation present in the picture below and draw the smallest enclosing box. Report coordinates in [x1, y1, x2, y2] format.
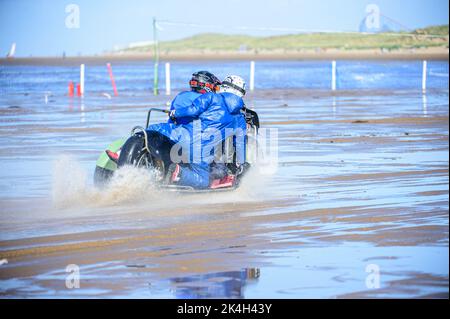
[413, 24, 449, 36]
[122, 25, 449, 53]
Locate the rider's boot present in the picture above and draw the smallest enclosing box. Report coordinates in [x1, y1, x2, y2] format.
[165, 163, 181, 184]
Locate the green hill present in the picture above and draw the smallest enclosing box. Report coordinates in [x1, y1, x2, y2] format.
[122, 25, 449, 53]
[413, 24, 449, 36]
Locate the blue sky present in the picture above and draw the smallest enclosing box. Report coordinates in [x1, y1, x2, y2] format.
[0, 0, 448, 57]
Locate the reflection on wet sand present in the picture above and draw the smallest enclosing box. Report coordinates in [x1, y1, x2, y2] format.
[422, 94, 428, 117]
[170, 268, 260, 299]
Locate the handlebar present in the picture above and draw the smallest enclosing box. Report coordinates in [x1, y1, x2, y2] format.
[146, 108, 170, 128]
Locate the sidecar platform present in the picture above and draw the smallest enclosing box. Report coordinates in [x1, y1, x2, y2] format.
[160, 184, 238, 193]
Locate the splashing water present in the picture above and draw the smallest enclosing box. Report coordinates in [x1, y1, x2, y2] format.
[51, 153, 275, 211]
[52, 155, 162, 208]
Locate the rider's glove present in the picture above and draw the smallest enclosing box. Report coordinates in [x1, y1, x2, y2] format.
[169, 110, 176, 122]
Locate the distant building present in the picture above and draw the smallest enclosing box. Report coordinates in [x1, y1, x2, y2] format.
[127, 41, 155, 49]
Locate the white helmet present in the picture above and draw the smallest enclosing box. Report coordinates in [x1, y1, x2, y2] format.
[220, 75, 246, 97]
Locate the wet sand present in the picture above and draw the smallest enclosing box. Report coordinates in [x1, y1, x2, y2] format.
[0, 88, 448, 298]
[1, 46, 448, 66]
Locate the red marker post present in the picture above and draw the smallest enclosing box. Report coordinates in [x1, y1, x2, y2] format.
[106, 63, 118, 96]
[68, 81, 74, 97]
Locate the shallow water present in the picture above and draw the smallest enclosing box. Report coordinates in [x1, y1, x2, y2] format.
[1, 60, 448, 95]
[0, 61, 448, 298]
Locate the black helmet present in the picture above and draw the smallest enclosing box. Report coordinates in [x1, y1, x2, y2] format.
[190, 71, 221, 93]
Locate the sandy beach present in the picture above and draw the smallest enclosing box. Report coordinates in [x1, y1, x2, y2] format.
[0, 47, 448, 66]
[0, 84, 448, 298]
[1, 0, 449, 302]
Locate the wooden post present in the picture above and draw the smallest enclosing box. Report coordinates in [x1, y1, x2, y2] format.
[422, 60, 427, 94]
[80, 64, 85, 97]
[153, 17, 159, 95]
[165, 62, 171, 95]
[331, 60, 337, 91]
[249, 61, 255, 91]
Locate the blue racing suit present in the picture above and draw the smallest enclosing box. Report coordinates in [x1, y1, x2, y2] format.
[147, 92, 246, 189]
[168, 90, 202, 125]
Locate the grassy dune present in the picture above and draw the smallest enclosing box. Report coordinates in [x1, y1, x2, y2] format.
[123, 25, 449, 54]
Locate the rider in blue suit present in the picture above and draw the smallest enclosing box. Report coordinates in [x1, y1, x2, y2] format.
[168, 71, 220, 124]
[173, 90, 246, 188]
[147, 73, 247, 189]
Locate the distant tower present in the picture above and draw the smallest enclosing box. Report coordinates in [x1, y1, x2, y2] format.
[6, 43, 16, 58]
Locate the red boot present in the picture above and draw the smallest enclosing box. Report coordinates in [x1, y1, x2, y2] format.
[210, 175, 236, 189]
